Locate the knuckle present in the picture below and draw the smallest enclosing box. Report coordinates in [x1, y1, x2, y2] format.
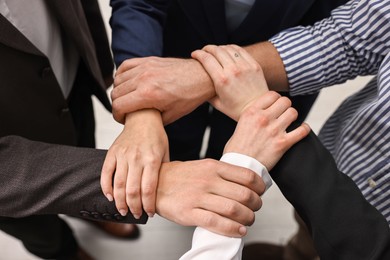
[126, 186, 140, 197]
[241, 105, 256, 118]
[242, 168, 257, 185]
[253, 62, 262, 72]
[288, 107, 298, 120]
[276, 137, 289, 151]
[216, 74, 229, 86]
[230, 66, 242, 77]
[202, 158, 217, 170]
[200, 51, 212, 62]
[239, 188, 253, 204]
[113, 77, 121, 89]
[201, 214, 217, 228]
[267, 91, 281, 99]
[224, 201, 239, 217]
[110, 88, 117, 101]
[139, 84, 157, 100]
[145, 154, 161, 166]
[268, 126, 279, 137]
[280, 96, 292, 107]
[255, 113, 270, 127]
[142, 185, 156, 197]
[115, 179, 126, 190]
[111, 99, 123, 115]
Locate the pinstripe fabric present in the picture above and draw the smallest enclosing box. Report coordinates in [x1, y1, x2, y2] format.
[270, 0, 390, 224]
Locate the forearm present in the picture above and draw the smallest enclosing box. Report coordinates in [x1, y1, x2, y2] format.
[266, 0, 389, 96]
[0, 135, 147, 224]
[244, 41, 289, 92]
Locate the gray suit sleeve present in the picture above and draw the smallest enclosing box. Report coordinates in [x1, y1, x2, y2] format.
[0, 135, 147, 224]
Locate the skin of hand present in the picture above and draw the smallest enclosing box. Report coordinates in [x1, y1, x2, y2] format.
[111, 57, 215, 125]
[244, 41, 289, 92]
[225, 93, 311, 170]
[110, 42, 288, 125]
[156, 159, 265, 238]
[191, 44, 269, 121]
[100, 109, 169, 218]
[192, 44, 310, 170]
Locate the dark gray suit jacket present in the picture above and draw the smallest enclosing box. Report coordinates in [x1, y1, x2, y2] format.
[0, 0, 146, 224]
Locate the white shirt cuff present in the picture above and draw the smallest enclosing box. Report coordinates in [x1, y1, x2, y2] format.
[179, 153, 272, 260]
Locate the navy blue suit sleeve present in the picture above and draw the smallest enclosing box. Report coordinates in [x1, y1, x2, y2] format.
[110, 0, 169, 66]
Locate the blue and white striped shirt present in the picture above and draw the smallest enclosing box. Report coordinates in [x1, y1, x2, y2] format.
[270, 0, 390, 224]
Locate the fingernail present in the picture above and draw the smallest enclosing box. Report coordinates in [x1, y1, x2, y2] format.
[133, 214, 141, 219]
[239, 226, 247, 236]
[119, 209, 127, 216]
[106, 193, 113, 202]
[147, 212, 155, 218]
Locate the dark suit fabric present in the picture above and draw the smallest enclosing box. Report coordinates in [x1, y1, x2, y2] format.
[0, 0, 146, 258]
[271, 130, 390, 260]
[110, 0, 348, 161]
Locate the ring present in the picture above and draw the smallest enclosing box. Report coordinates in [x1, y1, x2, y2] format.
[234, 53, 239, 58]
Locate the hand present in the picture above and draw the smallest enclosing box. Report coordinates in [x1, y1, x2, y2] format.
[192, 44, 269, 121]
[224, 92, 311, 170]
[111, 57, 215, 124]
[100, 109, 169, 218]
[156, 159, 265, 238]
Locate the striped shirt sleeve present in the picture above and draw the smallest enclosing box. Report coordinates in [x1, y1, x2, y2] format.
[269, 0, 390, 96]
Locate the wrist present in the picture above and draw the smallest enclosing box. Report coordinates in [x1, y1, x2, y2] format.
[188, 59, 216, 101]
[244, 41, 288, 92]
[125, 109, 162, 127]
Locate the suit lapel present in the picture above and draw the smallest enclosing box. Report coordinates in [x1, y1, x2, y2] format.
[46, 0, 105, 87]
[0, 14, 43, 56]
[178, 0, 228, 44]
[46, 0, 95, 65]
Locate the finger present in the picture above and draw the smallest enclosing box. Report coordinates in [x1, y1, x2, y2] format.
[141, 163, 160, 217]
[202, 45, 236, 66]
[217, 161, 266, 195]
[284, 123, 311, 149]
[125, 161, 143, 219]
[229, 44, 260, 67]
[116, 57, 146, 75]
[277, 107, 299, 129]
[210, 179, 262, 211]
[111, 75, 137, 100]
[112, 157, 129, 216]
[112, 92, 153, 123]
[191, 49, 223, 73]
[191, 208, 248, 238]
[265, 96, 292, 119]
[100, 152, 116, 202]
[191, 49, 225, 85]
[243, 91, 281, 112]
[196, 194, 258, 226]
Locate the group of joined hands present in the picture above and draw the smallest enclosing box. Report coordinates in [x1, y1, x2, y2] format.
[99, 44, 311, 238]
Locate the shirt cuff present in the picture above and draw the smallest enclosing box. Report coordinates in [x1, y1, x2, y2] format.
[179, 153, 272, 260]
[221, 152, 272, 190]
